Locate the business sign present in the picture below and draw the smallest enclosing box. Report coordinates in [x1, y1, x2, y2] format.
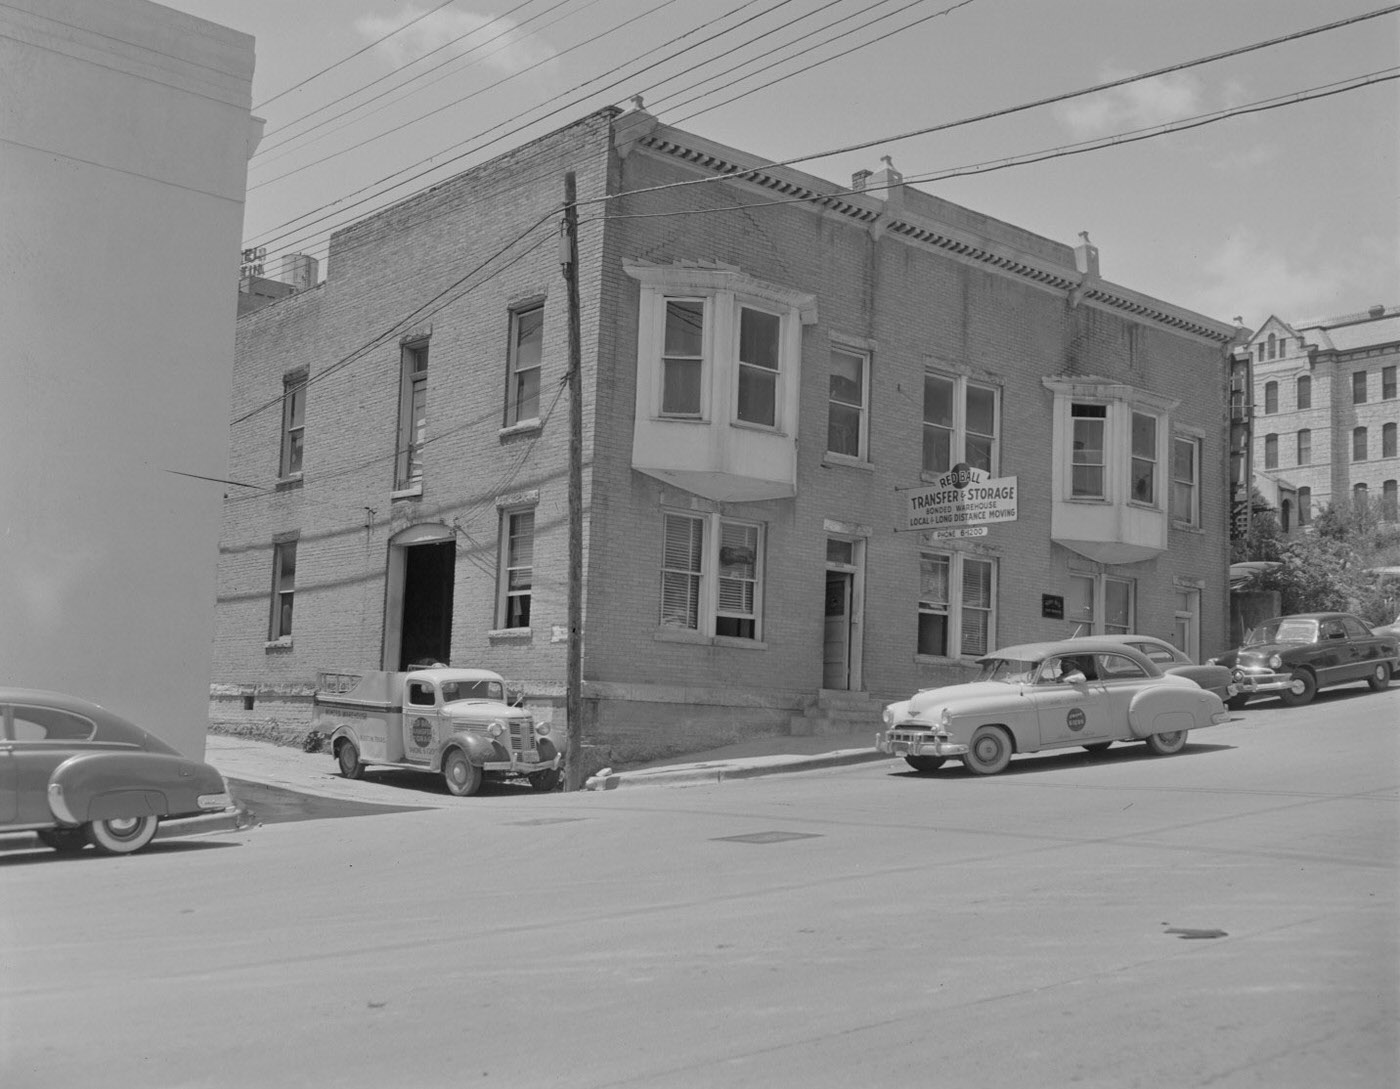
[240, 245, 267, 279]
[902, 464, 1018, 532]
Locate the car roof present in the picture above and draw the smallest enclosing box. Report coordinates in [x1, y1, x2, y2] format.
[982, 639, 1159, 662]
[0, 687, 115, 717]
[1257, 612, 1354, 622]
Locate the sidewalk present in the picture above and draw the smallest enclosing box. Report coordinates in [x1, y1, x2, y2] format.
[204, 727, 889, 800]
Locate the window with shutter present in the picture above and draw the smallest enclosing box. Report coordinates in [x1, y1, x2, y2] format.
[660, 514, 703, 629]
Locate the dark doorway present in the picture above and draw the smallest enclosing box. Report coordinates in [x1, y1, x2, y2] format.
[398, 541, 455, 670]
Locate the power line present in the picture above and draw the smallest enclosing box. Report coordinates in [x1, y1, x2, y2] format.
[253, 0, 464, 111]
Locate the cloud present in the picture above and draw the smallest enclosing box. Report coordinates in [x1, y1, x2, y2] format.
[355, 5, 556, 76]
[1193, 229, 1382, 326]
[1056, 69, 1206, 138]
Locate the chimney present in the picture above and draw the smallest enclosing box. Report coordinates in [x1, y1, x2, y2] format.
[1074, 232, 1100, 279]
[851, 169, 872, 192]
[282, 253, 319, 292]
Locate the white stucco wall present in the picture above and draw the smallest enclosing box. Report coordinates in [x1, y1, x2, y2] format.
[0, 0, 257, 757]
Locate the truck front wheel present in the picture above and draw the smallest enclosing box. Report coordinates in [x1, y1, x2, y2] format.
[337, 739, 365, 780]
[529, 768, 561, 792]
[442, 749, 482, 797]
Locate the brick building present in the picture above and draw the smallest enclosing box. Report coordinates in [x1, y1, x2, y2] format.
[1241, 306, 1400, 530]
[211, 106, 1238, 764]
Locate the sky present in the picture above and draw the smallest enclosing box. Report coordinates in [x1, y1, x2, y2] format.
[160, 0, 1400, 329]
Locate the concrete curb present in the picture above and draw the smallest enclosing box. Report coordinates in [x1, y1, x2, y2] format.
[584, 747, 888, 790]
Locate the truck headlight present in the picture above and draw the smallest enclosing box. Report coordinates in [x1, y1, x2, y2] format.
[488, 721, 505, 738]
[534, 722, 549, 737]
[1268, 655, 1282, 669]
[881, 707, 894, 726]
[939, 708, 951, 729]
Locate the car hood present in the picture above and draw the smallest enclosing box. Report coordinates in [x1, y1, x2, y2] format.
[894, 681, 1025, 720]
[441, 700, 528, 721]
[1218, 642, 1306, 664]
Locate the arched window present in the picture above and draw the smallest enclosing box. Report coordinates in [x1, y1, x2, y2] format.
[1354, 483, 1368, 508]
[1267, 332, 1277, 359]
[1264, 433, 1278, 469]
[1296, 375, 1311, 409]
[1296, 429, 1311, 466]
[1264, 381, 1278, 414]
[1298, 487, 1311, 524]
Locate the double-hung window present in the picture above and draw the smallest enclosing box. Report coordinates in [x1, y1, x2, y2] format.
[279, 371, 306, 477]
[1353, 371, 1368, 404]
[1354, 427, 1368, 462]
[1296, 375, 1311, 409]
[1296, 429, 1311, 466]
[659, 512, 764, 641]
[1264, 434, 1278, 469]
[661, 299, 705, 416]
[827, 346, 868, 459]
[917, 552, 995, 658]
[395, 340, 428, 490]
[1383, 422, 1397, 459]
[1171, 435, 1200, 526]
[1263, 381, 1278, 414]
[736, 307, 781, 426]
[506, 305, 543, 426]
[1070, 403, 1107, 498]
[923, 372, 999, 475]
[1068, 573, 1134, 636]
[497, 509, 534, 629]
[1130, 412, 1158, 504]
[269, 539, 297, 641]
[1383, 365, 1397, 400]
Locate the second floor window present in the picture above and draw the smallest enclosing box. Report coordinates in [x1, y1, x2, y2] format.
[1353, 371, 1368, 404]
[1354, 426, 1368, 462]
[924, 373, 998, 476]
[1383, 422, 1397, 459]
[1296, 375, 1311, 409]
[1297, 429, 1311, 466]
[736, 307, 781, 426]
[1264, 433, 1278, 469]
[269, 540, 296, 640]
[1070, 403, 1107, 497]
[498, 510, 534, 629]
[661, 299, 705, 416]
[279, 372, 306, 477]
[507, 305, 543, 425]
[1384, 365, 1397, 400]
[1264, 381, 1278, 414]
[1171, 436, 1199, 526]
[395, 340, 428, 490]
[827, 347, 868, 459]
[1130, 412, 1157, 504]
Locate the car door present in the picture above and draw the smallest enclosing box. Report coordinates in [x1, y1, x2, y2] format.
[1093, 652, 1156, 731]
[1028, 655, 1113, 747]
[1340, 615, 1381, 679]
[1313, 619, 1349, 685]
[9, 704, 104, 824]
[401, 679, 440, 764]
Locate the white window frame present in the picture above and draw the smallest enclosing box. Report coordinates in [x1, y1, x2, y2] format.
[660, 297, 707, 419]
[497, 508, 534, 630]
[1130, 411, 1158, 506]
[658, 511, 765, 642]
[735, 304, 783, 429]
[917, 550, 996, 659]
[922, 371, 1000, 478]
[1044, 380, 1178, 513]
[1070, 402, 1107, 499]
[826, 344, 870, 461]
[506, 304, 543, 427]
[1171, 433, 1201, 527]
[269, 539, 297, 641]
[279, 371, 306, 479]
[395, 339, 429, 491]
[1068, 572, 1135, 636]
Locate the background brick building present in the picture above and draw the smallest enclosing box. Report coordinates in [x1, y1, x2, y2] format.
[212, 106, 1237, 764]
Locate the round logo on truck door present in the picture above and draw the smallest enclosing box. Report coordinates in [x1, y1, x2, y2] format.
[411, 717, 433, 747]
[1066, 708, 1086, 732]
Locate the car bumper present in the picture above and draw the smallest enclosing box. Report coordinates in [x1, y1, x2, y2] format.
[1230, 668, 1293, 694]
[482, 752, 563, 775]
[153, 804, 259, 841]
[878, 732, 969, 758]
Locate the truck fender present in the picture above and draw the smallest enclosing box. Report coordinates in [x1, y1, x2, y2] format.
[443, 733, 495, 766]
[1128, 687, 1210, 739]
[536, 737, 560, 763]
[47, 752, 218, 825]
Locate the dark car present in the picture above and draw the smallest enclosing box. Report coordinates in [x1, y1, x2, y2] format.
[1210, 613, 1399, 709]
[0, 688, 253, 854]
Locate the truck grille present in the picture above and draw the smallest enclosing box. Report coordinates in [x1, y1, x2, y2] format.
[508, 719, 538, 756]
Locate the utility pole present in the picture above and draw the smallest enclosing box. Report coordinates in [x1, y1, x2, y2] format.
[561, 171, 585, 790]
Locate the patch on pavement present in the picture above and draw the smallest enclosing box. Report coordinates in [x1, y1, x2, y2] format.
[507, 817, 590, 826]
[228, 779, 430, 825]
[1163, 925, 1229, 940]
[713, 830, 823, 845]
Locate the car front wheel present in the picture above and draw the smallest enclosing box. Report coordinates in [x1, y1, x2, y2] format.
[1144, 730, 1188, 755]
[1366, 663, 1391, 691]
[85, 815, 158, 855]
[442, 748, 482, 797]
[962, 726, 1012, 776]
[1278, 670, 1317, 707]
[337, 739, 365, 779]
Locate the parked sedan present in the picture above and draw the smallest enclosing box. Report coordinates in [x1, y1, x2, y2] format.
[1090, 634, 1237, 703]
[876, 639, 1229, 776]
[1210, 613, 1399, 709]
[0, 688, 252, 854]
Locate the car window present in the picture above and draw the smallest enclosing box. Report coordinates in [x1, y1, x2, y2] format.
[407, 682, 435, 706]
[1340, 617, 1370, 640]
[1320, 620, 1345, 641]
[11, 705, 97, 741]
[1097, 653, 1148, 680]
[1131, 642, 1176, 664]
[1039, 655, 1098, 683]
[1269, 618, 1318, 643]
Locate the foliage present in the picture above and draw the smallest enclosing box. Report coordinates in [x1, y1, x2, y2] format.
[1236, 499, 1400, 625]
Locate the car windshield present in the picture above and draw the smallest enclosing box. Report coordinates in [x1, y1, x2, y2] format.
[1245, 618, 1318, 646]
[440, 680, 503, 702]
[975, 658, 1038, 683]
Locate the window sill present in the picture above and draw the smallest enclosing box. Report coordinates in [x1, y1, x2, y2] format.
[488, 628, 532, 641]
[729, 419, 787, 438]
[1171, 520, 1204, 534]
[275, 474, 303, 491]
[391, 485, 423, 500]
[499, 419, 542, 440]
[653, 628, 767, 650]
[822, 453, 872, 471]
[265, 637, 293, 651]
[914, 653, 980, 665]
[1126, 500, 1163, 512]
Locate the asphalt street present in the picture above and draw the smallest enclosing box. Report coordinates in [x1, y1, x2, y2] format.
[3, 686, 1396, 1089]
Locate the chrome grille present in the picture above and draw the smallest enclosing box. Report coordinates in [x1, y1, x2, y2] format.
[508, 718, 537, 755]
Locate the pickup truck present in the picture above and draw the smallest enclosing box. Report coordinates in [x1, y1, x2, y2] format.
[313, 667, 562, 795]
